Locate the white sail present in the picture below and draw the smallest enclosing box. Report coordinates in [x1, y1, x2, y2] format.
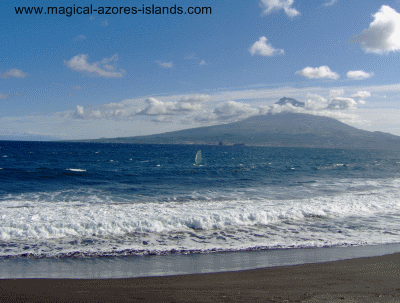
[195, 150, 202, 165]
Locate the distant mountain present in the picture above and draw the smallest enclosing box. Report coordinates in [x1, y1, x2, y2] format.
[78, 112, 400, 151]
[75, 97, 400, 151]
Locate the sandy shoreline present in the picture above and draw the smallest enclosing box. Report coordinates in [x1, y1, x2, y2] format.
[1, 253, 400, 302]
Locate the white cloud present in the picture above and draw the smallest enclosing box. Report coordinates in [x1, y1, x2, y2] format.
[199, 60, 207, 66]
[67, 95, 211, 122]
[327, 97, 357, 110]
[267, 90, 368, 117]
[178, 95, 211, 104]
[269, 103, 302, 114]
[259, 105, 271, 115]
[351, 91, 371, 99]
[0, 68, 28, 79]
[326, 90, 370, 109]
[73, 103, 132, 119]
[305, 94, 328, 110]
[347, 70, 374, 80]
[329, 88, 344, 98]
[260, 0, 300, 17]
[64, 54, 125, 78]
[0, 93, 7, 99]
[213, 101, 260, 121]
[155, 61, 173, 68]
[356, 5, 400, 54]
[74, 105, 85, 118]
[104, 102, 125, 108]
[295, 66, 339, 80]
[349, 90, 370, 106]
[140, 98, 172, 116]
[138, 95, 211, 117]
[323, 0, 337, 7]
[249, 36, 284, 57]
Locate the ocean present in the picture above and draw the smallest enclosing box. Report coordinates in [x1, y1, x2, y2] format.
[1, 141, 400, 262]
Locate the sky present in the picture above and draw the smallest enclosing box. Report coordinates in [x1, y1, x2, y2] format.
[1, 0, 400, 140]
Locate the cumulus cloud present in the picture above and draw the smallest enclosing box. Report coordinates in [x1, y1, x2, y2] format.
[156, 61, 173, 68]
[295, 66, 339, 80]
[69, 94, 270, 124]
[250, 36, 284, 57]
[140, 98, 172, 116]
[260, 0, 300, 17]
[104, 102, 126, 108]
[213, 101, 260, 121]
[356, 5, 400, 54]
[347, 70, 374, 80]
[329, 88, 344, 98]
[179, 95, 211, 104]
[0, 68, 28, 79]
[304, 94, 328, 110]
[327, 97, 358, 110]
[349, 91, 370, 106]
[139, 95, 211, 116]
[73, 104, 132, 119]
[64, 54, 125, 78]
[319, 90, 371, 111]
[74, 105, 85, 118]
[0, 93, 7, 99]
[351, 91, 371, 99]
[69, 94, 213, 122]
[267, 90, 369, 120]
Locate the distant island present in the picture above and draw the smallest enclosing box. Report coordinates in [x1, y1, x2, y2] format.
[75, 97, 400, 151]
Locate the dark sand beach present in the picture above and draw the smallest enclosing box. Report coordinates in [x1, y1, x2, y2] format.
[1, 253, 400, 302]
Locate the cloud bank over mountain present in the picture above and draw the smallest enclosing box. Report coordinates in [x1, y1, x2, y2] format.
[68, 87, 371, 126]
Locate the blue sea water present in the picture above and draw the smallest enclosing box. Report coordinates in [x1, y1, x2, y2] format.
[1, 141, 400, 259]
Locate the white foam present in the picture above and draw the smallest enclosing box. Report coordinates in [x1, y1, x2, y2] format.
[1, 178, 400, 258]
[66, 168, 86, 172]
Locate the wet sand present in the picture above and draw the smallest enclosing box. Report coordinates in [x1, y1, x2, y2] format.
[1, 253, 400, 302]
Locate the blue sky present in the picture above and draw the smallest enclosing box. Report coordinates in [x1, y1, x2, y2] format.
[1, 0, 400, 140]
